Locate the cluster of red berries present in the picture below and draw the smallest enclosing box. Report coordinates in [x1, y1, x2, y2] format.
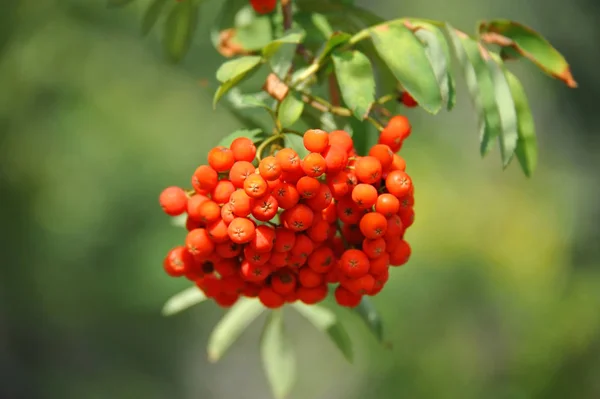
[249, 0, 277, 14]
[159, 115, 415, 309]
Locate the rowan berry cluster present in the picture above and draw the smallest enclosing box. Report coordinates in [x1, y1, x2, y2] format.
[249, 0, 277, 14]
[159, 115, 415, 309]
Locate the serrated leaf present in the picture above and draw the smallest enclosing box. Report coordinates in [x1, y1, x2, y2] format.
[219, 128, 264, 148]
[479, 20, 577, 88]
[315, 32, 352, 64]
[354, 296, 383, 342]
[162, 1, 198, 63]
[207, 298, 265, 362]
[284, 132, 310, 159]
[106, 0, 135, 8]
[369, 22, 443, 114]
[331, 50, 375, 120]
[446, 25, 501, 156]
[261, 310, 296, 399]
[263, 28, 306, 58]
[504, 70, 537, 177]
[216, 56, 263, 83]
[161, 287, 207, 316]
[278, 93, 305, 128]
[141, 0, 169, 36]
[409, 20, 456, 110]
[488, 53, 519, 167]
[292, 303, 353, 363]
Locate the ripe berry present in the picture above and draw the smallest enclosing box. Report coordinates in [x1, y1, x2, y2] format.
[229, 189, 254, 217]
[328, 130, 353, 153]
[229, 161, 256, 188]
[362, 237, 386, 259]
[192, 165, 218, 194]
[271, 269, 297, 295]
[159, 186, 188, 216]
[385, 170, 413, 198]
[186, 228, 215, 259]
[230, 137, 257, 162]
[275, 148, 300, 172]
[323, 145, 348, 174]
[339, 249, 370, 278]
[250, 0, 277, 15]
[251, 194, 278, 222]
[198, 200, 221, 224]
[334, 285, 362, 308]
[298, 267, 324, 288]
[303, 129, 329, 153]
[282, 204, 314, 232]
[208, 146, 235, 172]
[241, 260, 272, 282]
[163, 246, 194, 277]
[273, 182, 300, 209]
[274, 228, 296, 252]
[211, 180, 236, 204]
[401, 91, 418, 108]
[227, 217, 256, 244]
[359, 212, 388, 239]
[258, 287, 285, 308]
[302, 152, 327, 177]
[307, 246, 335, 273]
[250, 224, 276, 253]
[258, 156, 282, 181]
[342, 274, 375, 295]
[352, 184, 378, 209]
[296, 285, 328, 305]
[355, 156, 382, 184]
[375, 193, 400, 218]
[244, 173, 268, 199]
[368, 144, 394, 171]
[296, 176, 320, 199]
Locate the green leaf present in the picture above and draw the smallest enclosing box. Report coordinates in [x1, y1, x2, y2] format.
[161, 287, 207, 316]
[170, 214, 187, 228]
[207, 298, 265, 362]
[226, 89, 276, 120]
[315, 32, 352, 64]
[292, 303, 353, 363]
[216, 56, 263, 83]
[263, 28, 306, 58]
[446, 25, 501, 156]
[261, 310, 296, 399]
[504, 70, 538, 177]
[331, 50, 375, 119]
[278, 93, 305, 128]
[353, 297, 383, 342]
[284, 132, 310, 159]
[235, 11, 274, 50]
[479, 20, 577, 88]
[268, 44, 297, 79]
[409, 20, 456, 110]
[487, 54, 519, 167]
[141, 0, 169, 36]
[219, 128, 264, 148]
[106, 0, 135, 8]
[369, 22, 443, 113]
[162, 1, 198, 63]
[210, 0, 247, 50]
[349, 117, 378, 156]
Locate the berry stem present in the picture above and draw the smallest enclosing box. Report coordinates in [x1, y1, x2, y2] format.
[256, 134, 285, 162]
[299, 91, 352, 117]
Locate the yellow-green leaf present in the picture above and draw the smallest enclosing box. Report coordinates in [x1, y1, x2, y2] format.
[278, 93, 305, 128]
[216, 56, 263, 83]
[332, 50, 375, 120]
[162, 1, 198, 63]
[141, 0, 169, 36]
[207, 298, 265, 362]
[504, 71, 538, 177]
[369, 21, 443, 114]
[315, 32, 352, 64]
[354, 297, 383, 342]
[260, 310, 296, 399]
[161, 287, 207, 316]
[479, 20, 577, 88]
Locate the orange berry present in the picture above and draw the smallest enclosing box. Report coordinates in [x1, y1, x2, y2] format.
[389, 239, 411, 266]
[206, 219, 230, 243]
[362, 237, 386, 259]
[359, 212, 388, 239]
[290, 234, 314, 258]
[244, 173, 268, 199]
[321, 202, 337, 224]
[214, 293, 239, 308]
[328, 130, 353, 153]
[230, 137, 257, 162]
[336, 197, 363, 224]
[208, 146, 235, 172]
[351, 184, 378, 209]
[287, 253, 307, 269]
[163, 246, 194, 277]
[342, 223, 365, 245]
[298, 267, 324, 288]
[198, 200, 221, 224]
[339, 249, 370, 278]
[258, 156, 282, 181]
[385, 170, 413, 198]
[159, 186, 188, 216]
[341, 274, 375, 295]
[211, 180, 236, 204]
[241, 260, 272, 283]
[355, 156, 382, 184]
[187, 194, 209, 222]
[305, 183, 333, 212]
[229, 161, 256, 188]
[275, 148, 301, 172]
[273, 182, 300, 209]
[244, 245, 271, 266]
[274, 228, 296, 252]
[307, 246, 335, 273]
[296, 176, 321, 199]
[229, 189, 254, 217]
[251, 194, 279, 222]
[186, 228, 215, 259]
[307, 220, 330, 242]
[282, 204, 314, 232]
[269, 251, 289, 268]
[213, 258, 238, 278]
[323, 145, 349, 174]
[301, 152, 327, 177]
[368, 144, 394, 171]
[334, 285, 362, 307]
[390, 154, 407, 171]
[296, 285, 328, 304]
[250, 224, 276, 253]
[401, 92, 418, 107]
[192, 165, 218, 194]
[216, 241, 242, 258]
[303, 129, 329, 153]
[186, 217, 202, 231]
[386, 214, 405, 237]
[259, 287, 285, 308]
[220, 203, 236, 224]
[369, 253, 390, 276]
[375, 193, 400, 217]
[227, 217, 256, 244]
[271, 269, 297, 295]
[379, 115, 411, 152]
[399, 207, 415, 228]
[327, 171, 350, 199]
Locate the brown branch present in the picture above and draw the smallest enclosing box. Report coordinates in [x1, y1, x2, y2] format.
[281, 0, 293, 31]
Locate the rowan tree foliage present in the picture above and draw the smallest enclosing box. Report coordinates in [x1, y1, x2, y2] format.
[111, 0, 576, 397]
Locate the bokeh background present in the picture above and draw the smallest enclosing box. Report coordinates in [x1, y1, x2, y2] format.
[2, 0, 600, 398]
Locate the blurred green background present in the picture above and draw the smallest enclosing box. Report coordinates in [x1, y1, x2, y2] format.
[2, 0, 600, 398]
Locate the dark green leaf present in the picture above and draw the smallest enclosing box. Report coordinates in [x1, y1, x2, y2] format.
[354, 297, 383, 342]
[446, 25, 501, 156]
[216, 56, 263, 83]
[349, 117, 378, 156]
[210, 0, 248, 50]
[207, 298, 265, 362]
[278, 93, 305, 128]
[332, 50, 375, 120]
[106, 0, 135, 8]
[260, 310, 296, 399]
[409, 20, 456, 110]
[315, 32, 352, 64]
[479, 20, 577, 88]
[504, 70, 538, 177]
[369, 22, 443, 113]
[162, 1, 198, 63]
[141, 0, 169, 36]
[488, 54, 519, 167]
[161, 287, 207, 316]
[284, 132, 310, 159]
[499, 46, 522, 61]
[292, 303, 353, 363]
[219, 128, 264, 148]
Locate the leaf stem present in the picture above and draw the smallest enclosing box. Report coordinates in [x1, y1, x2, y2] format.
[367, 116, 384, 131]
[299, 91, 352, 117]
[257, 134, 284, 161]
